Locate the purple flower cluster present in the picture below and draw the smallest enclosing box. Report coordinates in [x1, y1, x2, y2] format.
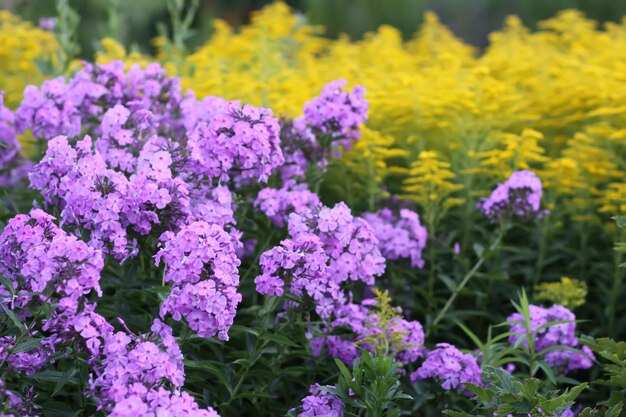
[303, 79, 368, 144]
[277, 117, 321, 181]
[0, 209, 103, 316]
[155, 222, 241, 340]
[254, 181, 321, 228]
[255, 202, 385, 318]
[0, 92, 32, 186]
[109, 389, 220, 417]
[15, 61, 185, 141]
[89, 319, 185, 409]
[0, 210, 101, 378]
[288, 203, 386, 284]
[478, 170, 544, 223]
[312, 300, 425, 366]
[507, 304, 594, 374]
[362, 208, 428, 268]
[410, 343, 482, 390]
[29, 135, 191, 260]
[276, 80, 368, 183]
[0, 381, 39, 417]
[296, 384, 344, 417]
[187, 98, 283, 183]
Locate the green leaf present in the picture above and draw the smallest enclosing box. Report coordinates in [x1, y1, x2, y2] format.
[13, 337, 41, 353]
[1, 303, 26, 333]
[261, 332, 299, 348]
[0, 275, 15, 296]
[51, 367, 78, 397]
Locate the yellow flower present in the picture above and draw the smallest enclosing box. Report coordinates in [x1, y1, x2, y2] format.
[0, 11, 58, 108]
[534, 277, 588, 309]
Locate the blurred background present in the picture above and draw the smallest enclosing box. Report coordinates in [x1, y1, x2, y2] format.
[2, 0, 625, 58]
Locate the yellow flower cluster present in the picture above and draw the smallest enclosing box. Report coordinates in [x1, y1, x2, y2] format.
[0, 11, 59, 108]
[534, 277, 588, 309]
[46, 3, 626, 227]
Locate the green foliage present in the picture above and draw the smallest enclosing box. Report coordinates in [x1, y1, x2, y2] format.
[580, 336, 626, 416]
[445, 366, 587, 417]
[327, 350, 411, 417]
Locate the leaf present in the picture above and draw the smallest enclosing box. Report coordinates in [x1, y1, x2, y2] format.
[13, 337, 41, 353]
[473, 243, 485, 257]
[1, 303, 26, 334]
[51, 368, 78, 397]
[0, 275, 15, 296]
[464, 383, 495, 401]
[261, 332, 299, 348]
[606, 403, 623, 417]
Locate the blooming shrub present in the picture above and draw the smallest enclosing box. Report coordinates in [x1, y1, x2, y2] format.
[0, 3, 624, 417]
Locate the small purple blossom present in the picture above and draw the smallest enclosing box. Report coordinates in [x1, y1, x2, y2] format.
[362, 208, 428, 268]
[296, 384, 344, 417]
[303, 79, 368, 145]
[478, 170, 544, 223]
[254, 181, 320, 228]
[187, 99, 283, 183]
[410, 343, 482, 390]
[155, 222, 241, 340]
[0, 92, 32, 186]
[507, 304, 594, 374]
[255, 202, 385, 318]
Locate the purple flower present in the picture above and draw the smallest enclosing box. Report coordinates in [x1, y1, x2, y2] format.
[254, 181, 321, 228]
[0, 209, 103, 313]
[296, 384, 344, 417]
[187, 100, 283, 183]
[0, 92, 32, 186]
[478, 170, 544, 223]
[155, 222, 241, 340]
[507, 304, 594, 374]
[303, 79, 368, 144]
[410, 343, 482, 390]
[15, 61, 186, 142]
[29, 135, 191, 261]
[109, 388, 220, 417]
[277, 117, 323, 181]
[362, 208, 428, 268]
[38, 17, 57, 31]
[255, 202, 385, 318]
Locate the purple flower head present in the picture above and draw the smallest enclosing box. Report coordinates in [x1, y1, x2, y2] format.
[254, 181, 321, 228]
[255, 233, 342, 318]
[155, 222, 241, 340]
[296, 384, 344, 417]
[303, 80, 368, 145]
[288, 202, 386, 286]
[0, 92, 33, 186]
[15, 61, 185, 141]
[187, 100, 284, 183]
[362, 207, 428, 268]
[478, 170, 544, 223]
[88, 319, 186, 409]
[0, 383, 40, 417]
[312, 299, 424, 366]
[39, 17, 57, 31]
[410, 343, 482, 390]
[0, 209, 104, 313]
[507, 304, 594, 374]
[256, 202, 385, 318]
[109, 388, 220, 417]
[278, 117, 324, 181]
[29, 135, 191, 261]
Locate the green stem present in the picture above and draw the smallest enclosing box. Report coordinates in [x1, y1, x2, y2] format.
[432, 228, 504, 328]
[534, 214, 550, 286]
[608, 245, 624, 337]
[427, 221, 436, 313]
